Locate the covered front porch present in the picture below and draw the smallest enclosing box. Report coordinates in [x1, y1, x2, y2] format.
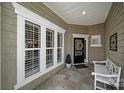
[34, 64, 94, 90]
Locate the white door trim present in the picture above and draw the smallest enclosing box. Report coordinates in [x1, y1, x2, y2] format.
[72, 34, 89, 65]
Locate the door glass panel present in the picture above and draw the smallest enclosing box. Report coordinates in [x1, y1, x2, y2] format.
[74, 38, 84, 64]
[75, 39, 83, 50]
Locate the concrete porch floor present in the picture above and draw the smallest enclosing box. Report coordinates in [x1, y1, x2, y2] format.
[34, 64, 94, 90]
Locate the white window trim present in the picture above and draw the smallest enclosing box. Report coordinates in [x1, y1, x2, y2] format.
[12, 3, 65, 33]
[72, 34, 89, 64]
[12, 3, 66, 89]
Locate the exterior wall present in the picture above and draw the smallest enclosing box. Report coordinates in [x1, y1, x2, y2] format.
[65, 23, 106, 63]
[18, 2, 67, 30]
[105, 2, 124, 79]
[1, 3, 17, 89]
[1, 2, 67, 89]
[0, 2, 107, 90]
[0, 3, 1, 90]
[65, 24, 89, 61]
[88, 23, 106, 63]
[14, 3, 106, 65]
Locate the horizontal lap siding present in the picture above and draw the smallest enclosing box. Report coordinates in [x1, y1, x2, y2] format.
[65, 24, 88, 60]
[2, 2, 123, 90]
[17, 3, 67, 89]
[18, 2, 68, 60]
[18, 2, 67, 30]
[1, 2, 67, 90]
[65, 23, 106, 64]
[105, 3, 124, 79]
[89, 23, 106, 63]
[1, 3, 17, 89]
[89, 23, 105, 62]
[18, 2, 68, 66]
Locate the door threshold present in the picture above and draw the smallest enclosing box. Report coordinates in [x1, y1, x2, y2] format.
[73, 62, 88, 65]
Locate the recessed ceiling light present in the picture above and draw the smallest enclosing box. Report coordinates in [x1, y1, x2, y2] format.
[82, 11, 86, 15]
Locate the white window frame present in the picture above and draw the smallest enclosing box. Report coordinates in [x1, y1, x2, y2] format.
[46, 28, 54, 68]
[12, 3, 65, 89]
[25, 20, 41, 78]
[57, 33, 63, 63]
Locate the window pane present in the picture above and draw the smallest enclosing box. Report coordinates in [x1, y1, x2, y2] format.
[25, 20, 40, 48]
[46, 49, 54, 68]
[57, 33, 62, 47]
[57, 48, 62, 63]
[46, 28, 54, 47]
[25, 21, 33, 48]
[57, 33, 62, 63]
[25, 50, 40, 78]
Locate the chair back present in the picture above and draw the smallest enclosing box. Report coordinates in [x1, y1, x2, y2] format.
[114, 66, 121, 89]
[106, 57, 121, 89]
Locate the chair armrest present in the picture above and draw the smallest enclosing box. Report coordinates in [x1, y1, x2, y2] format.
[92, 72, 118, 77]
[93, 61, 107, 64]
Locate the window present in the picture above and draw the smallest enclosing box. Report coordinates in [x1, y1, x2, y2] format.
[91, 35, 102, 47]
[46, 28, 54, 68]
[15, 3, 65, 89]
[57, 33, 62, 63]
[25, 20, 40, 78]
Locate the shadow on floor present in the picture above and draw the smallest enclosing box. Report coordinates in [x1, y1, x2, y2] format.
[34, 64, 94, 90]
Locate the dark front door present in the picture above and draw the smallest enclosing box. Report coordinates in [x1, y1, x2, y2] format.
[74, 38, 84, 64]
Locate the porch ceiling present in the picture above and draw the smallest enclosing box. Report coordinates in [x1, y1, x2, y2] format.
[43, 2, 112, 26]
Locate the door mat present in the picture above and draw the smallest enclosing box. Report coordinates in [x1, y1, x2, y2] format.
[74, 64, 88, 69]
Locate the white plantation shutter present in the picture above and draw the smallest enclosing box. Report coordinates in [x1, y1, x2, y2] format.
[25, 21, 40, 48]
[46, 49, 54, 68]
[46, 28, 54, 68]
[57, 33, 62, 63]
[25, 50, 40, 78]
[25, 20, 40, 78]
[57, 48, 62, 62]
[14, 3, 66, 88]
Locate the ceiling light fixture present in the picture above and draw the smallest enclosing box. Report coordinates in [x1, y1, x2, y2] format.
[82, 11, 86, 15]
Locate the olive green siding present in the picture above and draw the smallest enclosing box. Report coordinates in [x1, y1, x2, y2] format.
[1, 2, 124, 90]
[17, 3, 67, 90]
[18, 2, 67, 30]
[65, 24, 89, 60]
[88, 23, 106, 63]
[1, 2, 67, 90]
[0, 2, 106, 89]
[1, 3, 17, 89]
[105, 3, 124, 79]
[65, 23, 106, 63]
